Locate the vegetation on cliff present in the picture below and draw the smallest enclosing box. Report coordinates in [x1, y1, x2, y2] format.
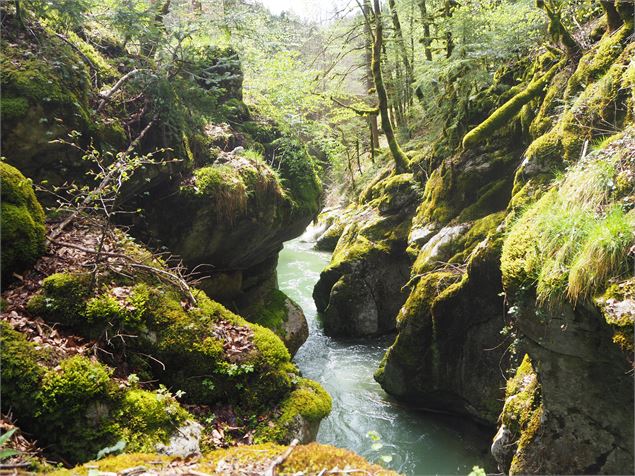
[1, 0, 634, 474]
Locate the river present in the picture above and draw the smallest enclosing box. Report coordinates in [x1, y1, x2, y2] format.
[277, 236, 493, 476]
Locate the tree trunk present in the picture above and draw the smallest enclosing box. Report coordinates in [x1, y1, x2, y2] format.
[600, 1, 623, 32]
[371, 0, 409, 174]
[364, 0, 380, 151]
[418, 0, 433, 61]
[388, 0, 421, 102]
[444, 0, 454, 58]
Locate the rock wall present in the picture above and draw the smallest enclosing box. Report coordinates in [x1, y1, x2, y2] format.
[0, 12, 321, 354]
[317, 9, 634, 474]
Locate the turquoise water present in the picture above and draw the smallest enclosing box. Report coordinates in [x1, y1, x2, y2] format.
[277, 237, 493, 476]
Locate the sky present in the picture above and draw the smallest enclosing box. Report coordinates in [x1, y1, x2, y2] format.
[257, 0, 353, 22]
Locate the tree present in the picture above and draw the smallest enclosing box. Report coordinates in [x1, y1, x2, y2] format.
[368, 0, 410, 174]
[417, 0, 433, 61]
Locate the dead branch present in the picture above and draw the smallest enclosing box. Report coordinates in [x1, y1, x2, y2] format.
[264, 439, 299, 476]
[54, 33, 100, 87]
[97, 69, 144, 112]
[47, 238, 198, 306]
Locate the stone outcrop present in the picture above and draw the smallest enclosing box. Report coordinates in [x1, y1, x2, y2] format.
[313, 173, 420, 336]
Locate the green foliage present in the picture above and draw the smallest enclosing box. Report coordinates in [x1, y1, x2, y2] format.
[0, 429, 20, 461]
[503, 147, 634, 304]
[24, 0, 94, 31]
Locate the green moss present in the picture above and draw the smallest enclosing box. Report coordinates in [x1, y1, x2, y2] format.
[458, 179, 512, 222]
[565, 23, 633, 100]
[529, 68, 573, 138]
[52, 443, 398, 476]
[254, 378, 331, 443]
[109, 388, 191, 452]
[449, 211, 506, 264]
[1, 96, 29, 120]
[0, 163, 46, 280]
[509, 405, 544, 474]
[35, 356, 120, 463]
[245, 288, 288, 333]
[463, 59, 565, 149]
[66, 31, 117, 80]
[28, 273, 91, 327]
[0, 322, 46, 420]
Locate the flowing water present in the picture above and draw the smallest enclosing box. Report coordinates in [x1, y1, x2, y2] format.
[277, 235, 493, 476]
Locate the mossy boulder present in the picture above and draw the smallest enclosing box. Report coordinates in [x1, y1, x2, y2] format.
[0, 162, 46, 281]
[242, 288, 309, 356]
[500, 129, 635, 474]
[0, 322, 193, 465]
[0, 22, 99, 186]
[137, 148, 320, 304]
[28, 271, 296, 408]
[376, 234, 509, 424]
[313, 173, 420, 337]
[52, 442, 398, 476]
[254, 378, 332, 444]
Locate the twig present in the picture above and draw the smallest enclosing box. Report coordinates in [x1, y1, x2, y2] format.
[264, 439, 299, 476]
[54, 33, 100, 87]
[47, 237, 198, 306]
[49, 115, 158, 239]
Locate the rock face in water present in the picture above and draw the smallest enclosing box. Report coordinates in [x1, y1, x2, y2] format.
[313, 173, 420, 337]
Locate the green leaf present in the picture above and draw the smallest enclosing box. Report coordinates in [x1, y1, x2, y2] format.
[0, 429, 16, 447]
[380, 455, 393, 464]
[96, 439, 126, 460]
[0, 449, 19, 461]
[371, 442, 383, 451]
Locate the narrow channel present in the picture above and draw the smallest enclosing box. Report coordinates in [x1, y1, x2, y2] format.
[277, 235, 492, 475]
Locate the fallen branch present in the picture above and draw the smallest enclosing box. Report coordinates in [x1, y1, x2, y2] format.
[97, 69, 144, 112]
[54, 33, 100, 87]
[264, 439, 299, 476]
[329, 95, 379, 116]
[47, 237, 198, 306]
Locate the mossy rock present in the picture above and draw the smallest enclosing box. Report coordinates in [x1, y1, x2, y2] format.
[377, 234, 508, 424]
[492, 354, 542, 474]
[1, 27, 96, 185]
[27, 260, 328, 424]
[51, 442, 398, 475]
[0, 162, 46, 281]
[0, 322, 192, 464]
[254, 378, 332, 444]
[313, 172, 419, 337]
[242, 288, 309, 356]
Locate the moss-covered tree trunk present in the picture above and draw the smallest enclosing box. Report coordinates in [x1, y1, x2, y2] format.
[371, 0, 409, 174]
[601, 1, 623, 32]
[537, 0, 579, 58]
[363, 0, 380, 158]
[418, 0, 433, 61]
[444, 0, 454, 58]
